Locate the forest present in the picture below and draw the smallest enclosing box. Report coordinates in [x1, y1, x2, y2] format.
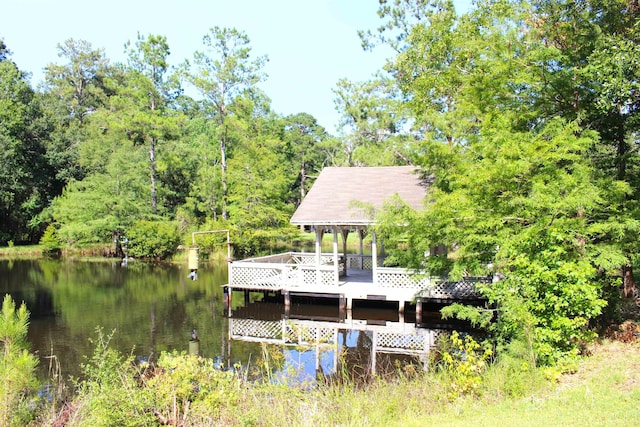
[2, 0, 640, 378]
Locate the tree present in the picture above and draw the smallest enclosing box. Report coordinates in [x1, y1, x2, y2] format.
[0, 39, 10, 61]
[0, 295, 39, 426]
[40, 39, 113, 193]
[113, 33, 181, 214]
[51, 124, 154, 245]
[0, 55, 52, 244]
[363, 0, 638, 365]
[44, 39, 111, 124]
[184, 26, 268, 220]
[282, 112, 329, 205]
[334, 77, 415, 166]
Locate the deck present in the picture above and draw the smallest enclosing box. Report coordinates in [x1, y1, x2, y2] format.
[225, 252, 489, 313]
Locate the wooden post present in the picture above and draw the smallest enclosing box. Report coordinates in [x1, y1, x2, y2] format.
[315, 228, 323, 286]
[372, 231, 378, 285]
[224, 287, 232, 317]
[284, 291, 291, 312]
[244, 290, 250, 306]
[371, 331, 378, 376]
[358, 229, 365, 269]
[332, 228, 339, 284]
[341, 228, 349, 276]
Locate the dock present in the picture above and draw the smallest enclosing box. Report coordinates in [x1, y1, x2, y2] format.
[224, 251, 489, 319]
[223, 167, 490, 317]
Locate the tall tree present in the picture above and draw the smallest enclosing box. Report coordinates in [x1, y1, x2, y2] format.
[116, 33, 180, 214]
[184, 26, 267, 220]
[41, 39, 113, 192]
[282, 112, 329, 205]
[363, 0, 639, 364]
[334, 77, 414, 165]
[0, 52, 52, 244]
[44, 39, 111, 124]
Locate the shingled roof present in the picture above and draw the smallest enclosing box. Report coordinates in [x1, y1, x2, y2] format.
[290, 166, 428, 227]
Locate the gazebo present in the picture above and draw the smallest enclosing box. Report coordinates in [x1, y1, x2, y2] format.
[225, 166, 438, 313]
[289, 165, 428, 283]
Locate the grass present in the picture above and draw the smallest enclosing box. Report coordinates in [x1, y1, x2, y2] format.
[30, 319, 640, 426]
[220, 329, 639, 427]
[415, 339, 640, 426]
[241, 338, 640, 427]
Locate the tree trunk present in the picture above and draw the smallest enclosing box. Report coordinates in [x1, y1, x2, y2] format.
[220, 129, 228, 221]
[150, 136, 157, 214]
[623, 265, 636, 298]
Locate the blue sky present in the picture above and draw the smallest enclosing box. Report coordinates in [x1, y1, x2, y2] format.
[2, 0, 470, 134]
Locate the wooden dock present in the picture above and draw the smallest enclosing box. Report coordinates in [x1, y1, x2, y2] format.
[224, 252, 489, 317]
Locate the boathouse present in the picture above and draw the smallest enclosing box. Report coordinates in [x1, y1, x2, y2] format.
[225, 166, 486, 316]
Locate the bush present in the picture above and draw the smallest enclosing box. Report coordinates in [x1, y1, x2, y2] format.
[126, 220, 181, 259]
[39, 224, 62, 256]
[0, 295, 39, 426]
[73, 328, 154, 426]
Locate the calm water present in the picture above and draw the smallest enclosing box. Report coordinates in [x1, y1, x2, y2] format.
[1, 258, 229, 379]
[0, 258, 453, 382]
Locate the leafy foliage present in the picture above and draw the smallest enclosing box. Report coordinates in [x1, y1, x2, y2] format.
[0, 295, 39, 426]
[126, 220, 181, 259]
[438, 331, 492, 399]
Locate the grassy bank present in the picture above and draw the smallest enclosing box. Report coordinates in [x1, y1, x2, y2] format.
[32, 327, 640, 426]
[236, 338, 640, 426]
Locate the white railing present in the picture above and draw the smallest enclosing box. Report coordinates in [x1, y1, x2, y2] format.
[229, 253, 483, 299]
[229, 259, 340, 289]
[376, 267, 429, 290]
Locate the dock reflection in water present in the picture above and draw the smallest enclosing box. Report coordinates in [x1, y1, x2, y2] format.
[228, 300, 466, 382]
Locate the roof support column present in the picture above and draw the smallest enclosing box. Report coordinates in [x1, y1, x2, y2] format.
[358, 229, 365, 269]
[372, 230, 378, 285]
[341, 229, 349, 276]
[332, 228, 339, 285]
[315, 227, 323, 286]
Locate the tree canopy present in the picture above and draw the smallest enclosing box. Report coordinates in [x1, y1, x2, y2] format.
[2, 0, 640, 366]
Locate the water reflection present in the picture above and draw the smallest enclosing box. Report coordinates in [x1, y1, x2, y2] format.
[228, 300, 462, 381]
[0, 259, 228, 380]
[0, 259, 469, 384]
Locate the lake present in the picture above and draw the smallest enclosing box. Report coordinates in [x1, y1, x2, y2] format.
[0, 258, 453, 383]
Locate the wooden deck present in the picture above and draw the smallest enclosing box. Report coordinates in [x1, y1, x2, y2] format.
[224, 252, 488, 314]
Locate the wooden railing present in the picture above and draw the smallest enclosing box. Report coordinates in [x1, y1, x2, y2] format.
[228, 252, 487, 300]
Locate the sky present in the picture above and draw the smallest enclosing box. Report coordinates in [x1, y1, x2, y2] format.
[2, 0, 471, 134]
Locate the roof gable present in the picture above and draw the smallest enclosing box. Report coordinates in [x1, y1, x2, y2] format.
[290, 166, 427, 226]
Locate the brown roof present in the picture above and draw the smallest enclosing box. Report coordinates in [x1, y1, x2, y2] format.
[290, 166, 428, 227]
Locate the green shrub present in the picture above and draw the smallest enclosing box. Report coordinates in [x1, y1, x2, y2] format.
[438, 331, 492, 400]
[0, 295, 39, 426]
[39, 224, 62, 256]
[126, 220, 181, 259]
[73, 328, 154, 426]
[145, 352, 242, 424]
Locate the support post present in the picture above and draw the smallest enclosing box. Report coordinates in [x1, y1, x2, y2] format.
[358, 229, 365, 269]
[341, 229, 350, 276]
[244, 290, 250, 306]
[315, 228, 323, 286]
[372, 231, 378, 285]
[224, 287, 232, 317]
[284, 291, 291, 313]
[332, 228, 339, 284]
